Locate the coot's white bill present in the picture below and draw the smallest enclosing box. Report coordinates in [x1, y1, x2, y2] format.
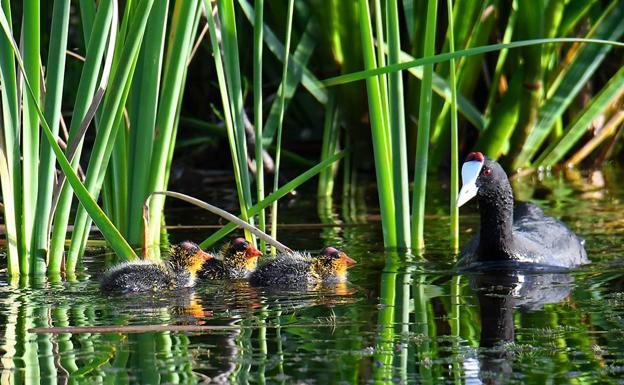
[457, 159, 484, 207]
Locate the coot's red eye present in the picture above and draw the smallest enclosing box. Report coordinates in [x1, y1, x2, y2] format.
[482, 168, 492, 177]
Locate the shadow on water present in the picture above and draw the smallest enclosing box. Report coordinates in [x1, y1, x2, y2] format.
[2, 167, 624, 383]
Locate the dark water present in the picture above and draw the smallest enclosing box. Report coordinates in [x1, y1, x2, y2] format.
[2, 167, 624, 384]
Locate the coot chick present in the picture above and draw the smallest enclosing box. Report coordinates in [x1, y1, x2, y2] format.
[456, 152, 589, 270]
[249, 246, 357, 289]
[199, 237, 262, 280]
[100, 241, 212, 294]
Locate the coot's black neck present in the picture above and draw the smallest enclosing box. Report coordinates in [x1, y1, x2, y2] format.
[477, 178, 515, 260]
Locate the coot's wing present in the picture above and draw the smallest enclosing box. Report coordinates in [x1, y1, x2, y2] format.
[513, 201, 545, 219]
[513, 202, 589, 268]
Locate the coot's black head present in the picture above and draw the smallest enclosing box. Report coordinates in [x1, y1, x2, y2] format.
[456, 152, 511, 207]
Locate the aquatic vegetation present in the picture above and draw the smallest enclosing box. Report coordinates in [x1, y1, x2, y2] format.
[0, 0, 621, 275]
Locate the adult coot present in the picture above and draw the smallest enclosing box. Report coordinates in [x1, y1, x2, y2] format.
[456, 152, 589, 270]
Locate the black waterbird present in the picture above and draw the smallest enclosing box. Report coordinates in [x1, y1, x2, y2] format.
[456, 152, 589, 270]
[100, 241, 212, 294]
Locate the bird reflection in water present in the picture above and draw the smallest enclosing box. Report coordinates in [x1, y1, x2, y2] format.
[469, 270, 573, 382]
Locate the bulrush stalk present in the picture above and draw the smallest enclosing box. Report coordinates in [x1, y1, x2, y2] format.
[253, 0, 266, 253]
[411, 0, 437, 251]
[386, 0, 411, 249]
[447, 0, 459, 252]
[0, 1, 21, 275]
[126, 0, 169, 246]
[32, 0, 71, 274]
[66, 0, 156, 271]
[269, 0, 294, 255]
[217, 0, 256, 242]
[47, 0, 114, 274]
[358, 0, 397, 248]
[145, 0, 199, 250]
[204, 0, 254, 243]
[22, 0, 40, 274]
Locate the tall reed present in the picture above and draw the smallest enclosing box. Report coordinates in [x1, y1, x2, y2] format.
[358, 0, 397, 248]
[205, 0, 256, 244]
[447, 0, 459, 252]
[269, 0, 295, 255]
[411, 0, 437, 250]
[253, 0, 266, 252]
[1, 0, 623, 275]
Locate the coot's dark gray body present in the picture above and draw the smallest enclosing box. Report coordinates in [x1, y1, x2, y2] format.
[459, 202, 589, 270]
[457, 155, 589, 270]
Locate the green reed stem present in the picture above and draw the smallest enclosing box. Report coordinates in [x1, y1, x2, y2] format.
[0, 0, 21, 276]
[145, 0, 199, 249]
[205, 0, 253, 237]
[47, 0, 114, 274]
[22, 0, 40, 274]
[217, 0, 256, 243]
[126, 0, 169, 246]
[317, 92, 339, 197]
[373, 0, 389, 136]
[322, 38, 624, 87]
[447, 0, 459, 252]
[358, 0, 397, 248]
[411, 0, 437, 250]
[32, 0, 71, 275]
[253, 0, 265, 252]
[387, 0, 410, 250]
[484, 0, 518, 118]
[269, 0, 294, 255]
